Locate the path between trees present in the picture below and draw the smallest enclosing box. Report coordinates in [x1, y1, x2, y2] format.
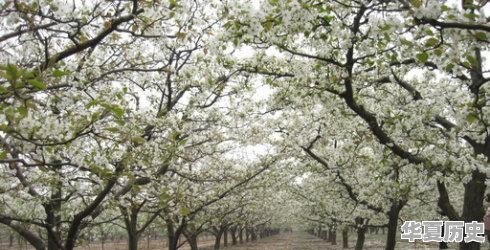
[211, 232, 450, 250]
[9, 231, 459, 249]
[200, 232, 331, 250]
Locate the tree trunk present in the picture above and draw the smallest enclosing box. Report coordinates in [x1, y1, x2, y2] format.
[128, 232, 138, 250]
[355, 226, 367, 250]
[167, 225, 177, 250]
[342, 228, 349, 248]
[239, 227, 244, 244]
[9, 234, 14, 247]
[214, 229, 224, 250]
[385, 202, 402, 250]
[329, 228, 337, 245]
[185, 233, 198, 250]
[251, 228, 257, 241]
[440, 223, 449, 249]
[122, 206, 139, 250]
[46, 178, 62, 250]
[166, 221, 184, 250]
[230, 227, 238, 245]
[223, 227, 228, 247]
[459, 170, 486, 250]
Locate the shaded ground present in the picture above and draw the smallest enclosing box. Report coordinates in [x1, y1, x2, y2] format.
[214, 232, 456, 250]
[4, 232, 487, 249]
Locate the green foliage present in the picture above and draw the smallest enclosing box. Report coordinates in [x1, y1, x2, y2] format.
[416, 52, 429, 63]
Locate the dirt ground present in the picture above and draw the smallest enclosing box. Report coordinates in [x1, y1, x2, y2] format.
[206, 232, 445, 250]
[3, 231, 485, 250]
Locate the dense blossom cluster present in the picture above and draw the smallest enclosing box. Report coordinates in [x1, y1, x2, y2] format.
[0, 0, 489, 250]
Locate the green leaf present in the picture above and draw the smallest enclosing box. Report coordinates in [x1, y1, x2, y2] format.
[269, 0, 279, 6]
[410, 0, 422, 8]
[464, 13, 479, 20]
[399, 38, 413, 46]
[131, 136, 146, 145]
[416, 52, 429, 63]
[475, 32, 487, 41]
[27, 79, 47, 90]
[444, 63, 454, 71]
[159, 192, 171, 203]
[466, 54, 477, 67]
[104, 127, 120, 133]
[434, 48, 443, 56]
[110, 105, 124, 118]
[85, 99, 99, 109]
[101, 103, 124, 118]
[466, 113, 479, 123]
[176, 32, 186, 40]
[169, 0, 177, 9]
[380, 24, 392, 31]
[0, 149, 7, 160]
[52, 69, 70, 78]
[4, 64, 21, 81]
[17, 106, 28, 117]
[424, 37, 439, 47]
[179, 206, 190, 216]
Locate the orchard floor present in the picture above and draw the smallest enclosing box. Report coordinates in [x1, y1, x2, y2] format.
[206, 232, 448, 250]
[6, 232, 489, 249]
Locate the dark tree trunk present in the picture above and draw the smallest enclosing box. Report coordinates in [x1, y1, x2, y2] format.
[440, 223, 448, 249]
[385, 202, 403, 250]
[239, 227, 244, 244]
[46, 178, 62, 250]
[230, 227, 238, 245]
[167, 221, 185, 250]
[321, 229, 326, 241]
[459, 170, 486, 250]
[122, 206, 139, 250]
[184, 233, 198, 250]
[167, 223, 177, 250]
[223, 227, 228, 247]
[9, 234, 14, 247]
[329, 228, 337, 245]
[214, 231, 223, 250]
[342, 228, 349, 249]
[128, 232, 138, 250]
[251, 228, 257, 241]
[355, 226, 367, 250]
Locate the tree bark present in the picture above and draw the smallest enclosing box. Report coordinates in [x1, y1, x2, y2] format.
[355, 226, 367, 250]
[230, 226, 238, 245]
[223, 227, 228, 247]
[214, 227, 225, 250]
[385, 202, 403, 250]
[128, 232, 138, 250]
[239, 227, 244, 244]
[329, 227, 337, 245]
[167, 223, 177, 250]
[251, 228, 257, 241]
[122, 206, 140, 250]
[184, 233, 198, 250]
[459, 170, 486, 250]
[46, 174, 62, 250]
[342, 227, 349, 249]
[166, 220, 185, 250]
